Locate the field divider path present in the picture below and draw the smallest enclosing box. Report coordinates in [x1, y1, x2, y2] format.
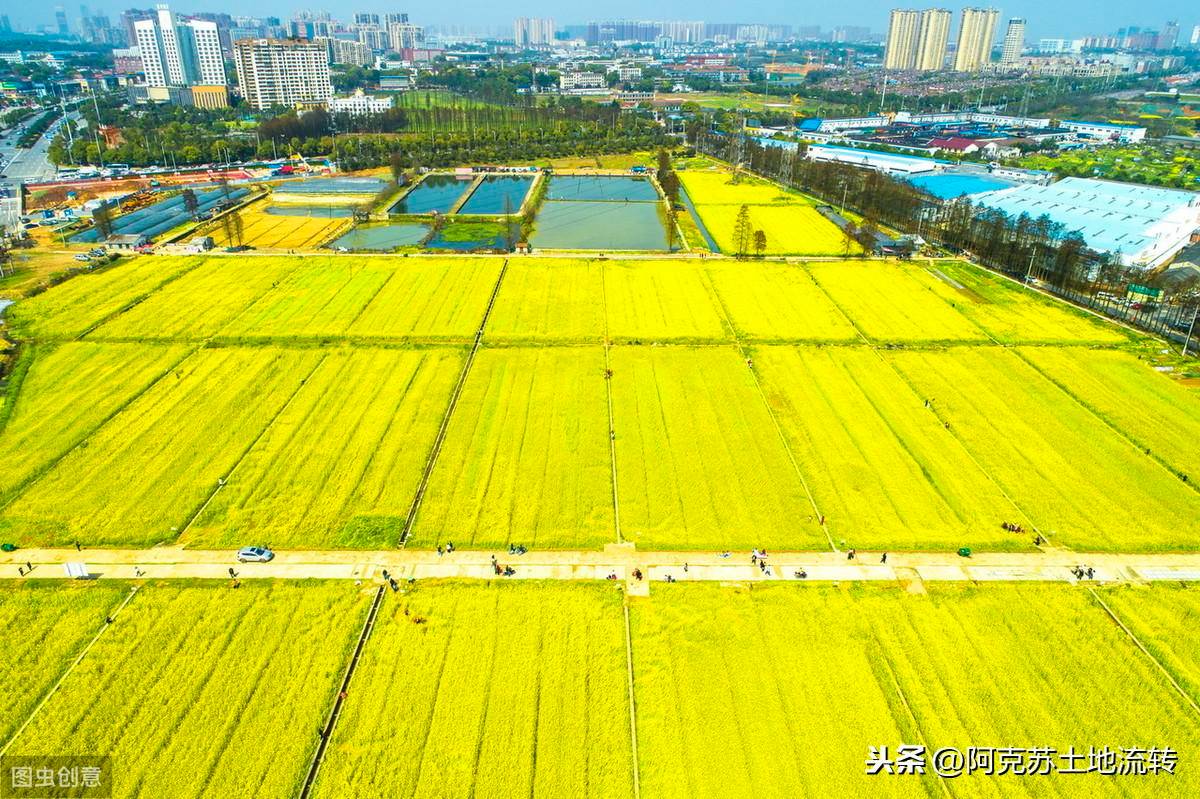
[601, 262, 623, 543]
[0, 585, 140, 757]
[699, 265, 835, 551]
[1012, 349, 1200, 498]
[1086, 587, 1200, 718]
[298, 584, 386, 799]
[803, 262, 1049, 548]
[176, 352, 332, 539]
[622, 599, 642, 799]
[0, 343, 206, 514]
[400, 259, 509, 546]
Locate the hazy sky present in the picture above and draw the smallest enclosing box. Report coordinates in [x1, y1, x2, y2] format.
[12, 1, 1199, 41]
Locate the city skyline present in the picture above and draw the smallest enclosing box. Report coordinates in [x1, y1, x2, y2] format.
[3, 2, 1197, 42]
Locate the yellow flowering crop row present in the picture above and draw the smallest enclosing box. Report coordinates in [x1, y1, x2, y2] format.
[5, 581, 368, 799]
[0, 581, 128, 744]
[183, 347, 464, 549]
[890, 347, 1200, 550]
[0, 347, 323, 547]
[0, 342, 188, 499]
[311, 581, 633, 799]
[612, 346, 825, 551]
[7, 256, 200, 340]
[633, 582, 1200, 798]
[413, 347, 615, 549]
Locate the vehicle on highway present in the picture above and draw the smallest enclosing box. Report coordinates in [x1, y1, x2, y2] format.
[236, 546, 274, 563]
[74, 254, 90, 262]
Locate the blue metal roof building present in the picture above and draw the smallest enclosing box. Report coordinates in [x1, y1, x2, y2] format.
[971, 177, 1199, 267]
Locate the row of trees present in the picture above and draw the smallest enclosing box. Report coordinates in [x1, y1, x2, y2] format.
[51, 92, 666, 169]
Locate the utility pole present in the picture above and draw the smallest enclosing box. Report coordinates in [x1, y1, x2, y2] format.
[1184, 304, 1199, 357]
[1024, 248, 1037, 283]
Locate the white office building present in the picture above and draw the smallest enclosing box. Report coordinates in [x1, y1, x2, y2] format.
[328, 89, 394, 115]
[234, 38, 333, 109]
[133, 4, 226, 88]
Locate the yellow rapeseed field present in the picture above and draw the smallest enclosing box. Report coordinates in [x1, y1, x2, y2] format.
[0, 582, 128, 744]
[1, 253, 1195, 553]
[412, 347, 615, 549]
[4, 581, 368, 799]
[612, 346, 825, 550]
[183, 348, 464, 549]
[632, 583, 1200, 798]
[310, 581, 633, 799]
[678, 168, 858, 256]
[209, 206, 348, 249]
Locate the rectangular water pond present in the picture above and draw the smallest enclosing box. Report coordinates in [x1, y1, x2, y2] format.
[457, 175, 535, 215]
[530, 201, 669, 251]
[265, 205, 355, 218]
[327, 223, 429, 251]
[389, 174, 473, 214]
[545, 175, 659, 202]
[275, 177, 387, 195]
[426, 222, 510, 251]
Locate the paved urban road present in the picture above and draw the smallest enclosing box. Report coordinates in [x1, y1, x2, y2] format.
[0, 112, 78, 232]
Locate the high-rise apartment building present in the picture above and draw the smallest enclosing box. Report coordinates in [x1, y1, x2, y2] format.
[883, 9, 921, 69]
[1000, 17, 1025, 64]
[1191, 25, 1200, 47]
[233, 38, 332, 109]
[388, 20, 423, 50]
[1158, 21, 1180, 50]
[953, 7, 999, 71]
[513, 17, 555, 48]
[914, 9, 951, 71]
[886, 9, 950, 71]
[134, 4, 226, 88]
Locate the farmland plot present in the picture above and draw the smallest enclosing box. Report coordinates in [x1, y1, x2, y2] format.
[631, 584, 933, 799]
[889, 347, 1200, 550]
[6, 256, 199, 340]
[4, 581, 368, 799]
[604, 261, 729, 342]
[926, 260, 1126, 344]
[311, 582, 632, 799]
[0, 347, 322, 547]
[1101, 585, 1200, 704]
[184, 348, 463, 549]
[698, 204, 856, 256]
[810, 261, 988, 342]
[753, 346, 1022, 551]
[611, 346, 824, 550]
[412, 347, 614, 548]
[486, 259, 605, 342]
[88, 257, 301, 341]
[0, 582, 128, 745]
[215, 257, 395, 341]
[633, 583, 1200, 799]
[347, 258, 501, 341]
[678, 169, 853, 256]
[211, 207, 346, 249]
[678, 169, 809, 206]
[704, 262, 857, 342]
[1019, 346, 1200, 483]
[0, 342, 189, 499]
[872, 583, 1200, 798]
